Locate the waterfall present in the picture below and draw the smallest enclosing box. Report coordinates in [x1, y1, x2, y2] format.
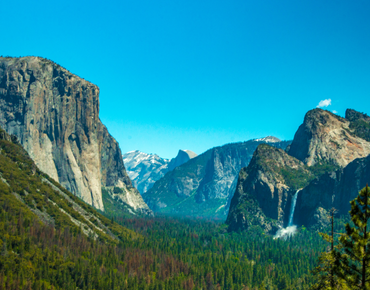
[273, 189, 301, 239]
[288, 190, 300, 226]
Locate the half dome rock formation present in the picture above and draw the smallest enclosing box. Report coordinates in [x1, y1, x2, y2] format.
[288, 108, 370, 167]
[0, 56, 151, 214]
[168, 149, 197, 171]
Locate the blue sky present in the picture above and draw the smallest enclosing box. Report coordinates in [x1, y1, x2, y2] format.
[2, 0, 370, 158]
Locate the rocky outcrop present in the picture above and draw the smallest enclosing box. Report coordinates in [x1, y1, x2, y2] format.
[289, 109, 370, 167]
[123, 149, 197, 194]
[0, 56, 151, 214]
[227, 108, 370, 233]
[144, 138, 291, 219]
[226, 144, 314, 233]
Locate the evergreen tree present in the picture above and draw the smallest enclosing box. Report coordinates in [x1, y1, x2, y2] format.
[310, 208, 348, 290]
[337, 185, 370, 289]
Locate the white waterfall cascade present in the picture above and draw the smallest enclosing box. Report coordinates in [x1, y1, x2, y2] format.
[274, 189, 301, 239]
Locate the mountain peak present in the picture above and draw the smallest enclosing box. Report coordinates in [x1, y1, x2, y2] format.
[288, 108, 370, 167]
[168, 149, 198, 171]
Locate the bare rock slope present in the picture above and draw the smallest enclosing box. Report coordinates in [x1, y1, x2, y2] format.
[289, 109, 370, 167]
[0, 56, 151, 214]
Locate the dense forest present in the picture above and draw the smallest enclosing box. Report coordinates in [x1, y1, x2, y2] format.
[1, 205, 336, 290]
[0, 126, 363, 289]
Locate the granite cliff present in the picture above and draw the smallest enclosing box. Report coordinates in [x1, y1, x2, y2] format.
[0, 56, 151, 214]
[226, 144, 314, 233]
[294, 154, 370, 229]
[289, 109, 370, 167]
[227, 108, 370, 233]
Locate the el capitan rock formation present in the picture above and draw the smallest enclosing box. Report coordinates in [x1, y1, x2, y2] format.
[0, 56, 151, 214]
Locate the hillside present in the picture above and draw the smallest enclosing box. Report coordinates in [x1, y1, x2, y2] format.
[0, 127, 139, 242]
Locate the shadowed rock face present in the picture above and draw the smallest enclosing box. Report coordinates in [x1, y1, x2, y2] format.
[226, 144, 313, 233]
[0, 56, 150, 214]
[288, 109, 370, 167]
[295, 154, 370, 229]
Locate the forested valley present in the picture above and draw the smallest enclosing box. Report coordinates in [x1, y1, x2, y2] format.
[0, 125, 363, 290]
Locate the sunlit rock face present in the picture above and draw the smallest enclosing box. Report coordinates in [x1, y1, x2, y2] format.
[0, 56, 151, 214]
[289, 108, 370, 167]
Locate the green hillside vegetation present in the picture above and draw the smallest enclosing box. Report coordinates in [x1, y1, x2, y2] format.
[346, 109, 370, 142]
[101, 188, 137, 219]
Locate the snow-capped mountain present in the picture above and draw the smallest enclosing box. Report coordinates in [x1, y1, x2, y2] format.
[253, 136, 282, 143]
[123, 149, 197, 194]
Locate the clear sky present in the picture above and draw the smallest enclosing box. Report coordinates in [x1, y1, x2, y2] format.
[2, 0, 370, 158]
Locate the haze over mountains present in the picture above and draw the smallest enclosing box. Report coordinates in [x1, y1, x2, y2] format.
[123, 149, 197, 194]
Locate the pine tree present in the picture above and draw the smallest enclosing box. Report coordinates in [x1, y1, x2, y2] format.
[336, 185, 370, 289]
[310, 208, 349, 290]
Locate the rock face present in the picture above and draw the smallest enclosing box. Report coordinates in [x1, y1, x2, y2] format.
[123, 149, 197, 194]
[226, 144, 314, 233]
[144, 138, 291, 219]
[0, 125, 138, 242]
[295, 153, 370, 229]
[0, 56, 151, 214]
[227, 108, 370, 233]
[289, 109, 370, 167]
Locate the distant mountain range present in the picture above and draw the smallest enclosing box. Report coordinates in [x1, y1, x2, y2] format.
[123, 149, 197, 194]
[143, 137, 291, 219]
